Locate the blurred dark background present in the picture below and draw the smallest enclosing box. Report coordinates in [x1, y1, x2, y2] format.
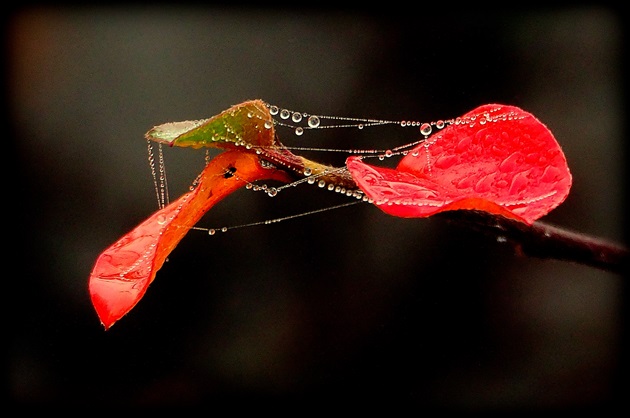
[6, 4, 627, 410]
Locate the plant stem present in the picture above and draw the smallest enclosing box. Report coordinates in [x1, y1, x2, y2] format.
[439, 210, 629, 275]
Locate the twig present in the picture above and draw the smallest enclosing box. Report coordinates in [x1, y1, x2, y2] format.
[439, 210, 629, 275]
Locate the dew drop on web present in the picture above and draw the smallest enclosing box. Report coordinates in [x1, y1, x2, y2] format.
[307, 115, 320, 128]
[420, 123, 432, 136]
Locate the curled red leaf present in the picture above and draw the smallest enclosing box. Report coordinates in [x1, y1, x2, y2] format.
[347, 104, 572, 224]
[88, 151, 291, 330]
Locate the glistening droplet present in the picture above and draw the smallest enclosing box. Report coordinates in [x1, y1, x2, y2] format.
[420, 123, 432, 136]
[307, 115, 320, 128]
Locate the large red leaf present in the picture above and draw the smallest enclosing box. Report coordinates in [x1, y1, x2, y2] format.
[88, 151, 291, 329]
[346, 104, 572, 224]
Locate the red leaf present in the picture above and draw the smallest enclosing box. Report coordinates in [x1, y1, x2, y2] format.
[347, 104, 572, 224]
[88, 151, 291, 329]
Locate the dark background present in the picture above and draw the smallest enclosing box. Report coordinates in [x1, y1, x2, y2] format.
[6, 4, 627, 410]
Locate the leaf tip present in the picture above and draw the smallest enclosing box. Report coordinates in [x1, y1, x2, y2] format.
[145, 119, 209, 144]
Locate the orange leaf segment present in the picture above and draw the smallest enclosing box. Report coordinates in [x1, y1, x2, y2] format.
[346, 104, 572, 225]
[88, 151, 291, 330]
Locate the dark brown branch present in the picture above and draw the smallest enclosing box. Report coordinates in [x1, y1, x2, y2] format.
[438, 210, 629, 275]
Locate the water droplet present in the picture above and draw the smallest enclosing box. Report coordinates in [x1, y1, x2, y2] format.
[292, 112, 302, 123]
[433, 154, 458, 169]
[420, 123, 432, 136]
[247, 111, 253, 118]
[264, 121, 273, 129]
[436, 120, 445, 129]
[157, 214, 167, 225]
[303, 167, 312, 176]
[295, 127, 304, 136]
[269, 105, 279, 115]
[221, 227, 228, 233]
[267, 187, 278, 197]
[280, 109, 290, 119]
[208, 229, 216, 235]
[307, 115, 320, 128]
[327, 183, 335, 191]
[307, 177, 316, 184]
[358, 124, 364, 129]
[385, 149, 393, 158]
[318, 180, 326, 188]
